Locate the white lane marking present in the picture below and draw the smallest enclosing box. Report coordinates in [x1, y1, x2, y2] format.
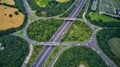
[36, 0, 84, 66]
[36, 46, 52, 67]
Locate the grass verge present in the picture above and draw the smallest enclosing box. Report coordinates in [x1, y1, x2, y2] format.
[44, 46, 65, 67]
[27, 45, 43, 67]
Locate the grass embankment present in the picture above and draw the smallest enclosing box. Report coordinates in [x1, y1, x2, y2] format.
[0, 35, 29, 67]
[96, 28, 120, 66]
[27, 45, 43, 67]
[27, 19, 63, 42]
[61, 21, 92, 42]
[54, 46, 107, 67]
[44, 46, 65, 67]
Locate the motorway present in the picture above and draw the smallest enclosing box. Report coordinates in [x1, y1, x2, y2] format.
[32, 0, 85, 67]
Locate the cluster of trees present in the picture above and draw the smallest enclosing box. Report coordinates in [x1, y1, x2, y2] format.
[0, 35, 29, 67]
[27, 0, 74, 17]
[85, 0, 120, 27]
[0, 0, 28, 37]
[96, 28, 120, 67]
[27, 19, 63, 42]
[54, 46, 107, 67]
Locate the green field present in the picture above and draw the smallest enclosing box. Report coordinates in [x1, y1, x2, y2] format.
[61, 21, 92, 42]
[54, 46, 107, 67]
[27, 19, 63, 42]
[87, 12, 120, 27]
[27, 45, 43, 67]
[35, 0, 48, 7]
[108, 38, 120, 59]
[89, 12, 120, 22]
[0, 35, 29, 67]
[96, 28, 120, 67]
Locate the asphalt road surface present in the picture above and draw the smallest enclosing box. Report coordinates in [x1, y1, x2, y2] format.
[32, 0, 85, 67]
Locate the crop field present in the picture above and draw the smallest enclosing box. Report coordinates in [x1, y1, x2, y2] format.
[0, 0, 15, 5]
[108, 38, 120, 59]
[54, 46, 107, 67]
[61, 21, 92, 42]
[0, 5, 24, 30]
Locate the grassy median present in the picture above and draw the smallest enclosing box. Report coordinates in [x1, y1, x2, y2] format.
[44, 46, 65, 67]
[27, 45, 43, 67]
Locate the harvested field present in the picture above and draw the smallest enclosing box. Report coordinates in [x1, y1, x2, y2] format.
[0, 5, 24, 30]
[0, 0, 15, 5]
